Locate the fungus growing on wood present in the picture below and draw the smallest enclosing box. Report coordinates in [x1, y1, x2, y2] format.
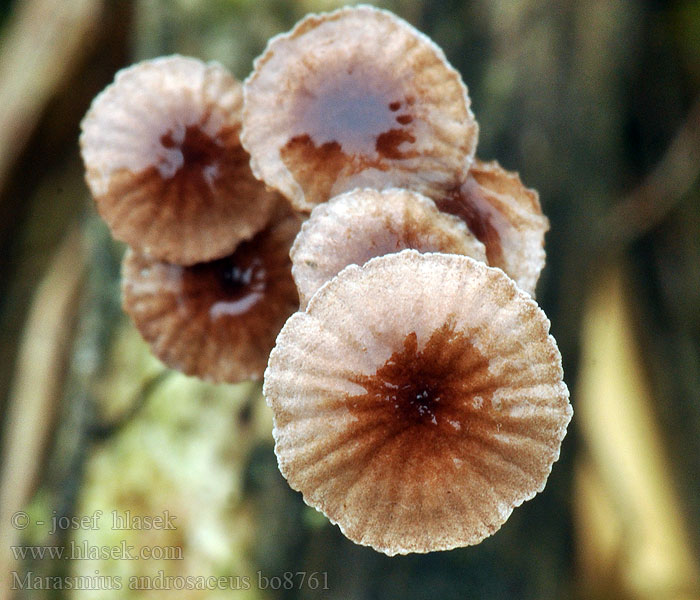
[122, 203, 302, 383]
[436, 159, 549, 296]
[241, 5, 478, 211]
[80, 55, 279, 266]
[290, 188, 486, 308]
[264, 250, 571, 555]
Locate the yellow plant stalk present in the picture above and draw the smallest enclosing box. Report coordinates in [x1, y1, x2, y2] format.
[575, 261, 699, 599]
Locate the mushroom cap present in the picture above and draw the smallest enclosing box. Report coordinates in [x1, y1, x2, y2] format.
[264, 250, 571, 555]
[436, 159, 549, 296]
[242, 5, 478, 211]
[290, 188, 486, 308]
[80, 55, 279, 266]
[122, 202, 302, 383]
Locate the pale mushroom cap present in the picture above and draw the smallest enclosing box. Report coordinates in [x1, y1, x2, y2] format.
[264, 250, 571, 555]
[436, 159, 549, 296]
[290, 188, 486, 308]
[80, 55, 278, 265]
[122, 203, 302, 383]
[242, 5, 478, 211]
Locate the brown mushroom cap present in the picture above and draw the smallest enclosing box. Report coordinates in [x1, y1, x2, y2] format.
[242, 5, 478, 211]
[290, 188, 486, 308]
[435, 159, 549, 296]
[264, 250, 571, 555]
[122, 202, 302, 383]
[80, 55, 279, 266]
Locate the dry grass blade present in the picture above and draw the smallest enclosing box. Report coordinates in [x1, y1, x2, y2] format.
[575, 262, 700, 599]
[0, 0, 103, 192]
[0, 228, 86, 600]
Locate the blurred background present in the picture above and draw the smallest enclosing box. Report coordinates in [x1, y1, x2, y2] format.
[0, 0, 699, 598]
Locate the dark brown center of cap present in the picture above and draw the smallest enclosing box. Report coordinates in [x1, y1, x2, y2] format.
[172, 214, 300, 323]
[370, 335, 445, 426]
[280, 64, 417, 202]
[346, 322, 500, 465]
[218, 256, 266, 296]
[180, 250, 267, 319]
[156, 125, 249, 189]
[286, 73, 415, 156]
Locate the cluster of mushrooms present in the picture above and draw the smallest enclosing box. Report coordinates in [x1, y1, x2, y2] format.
[80, 6, 572, 556]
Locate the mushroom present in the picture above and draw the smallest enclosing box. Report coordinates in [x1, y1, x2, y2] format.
[122, 201, 302, 383]
[80, 55, 279, 266]
[264, 250, 572, 555]
[241, 5, 478, 211]
[290, 188, 486, 309]
[435, 159, 549, 296]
